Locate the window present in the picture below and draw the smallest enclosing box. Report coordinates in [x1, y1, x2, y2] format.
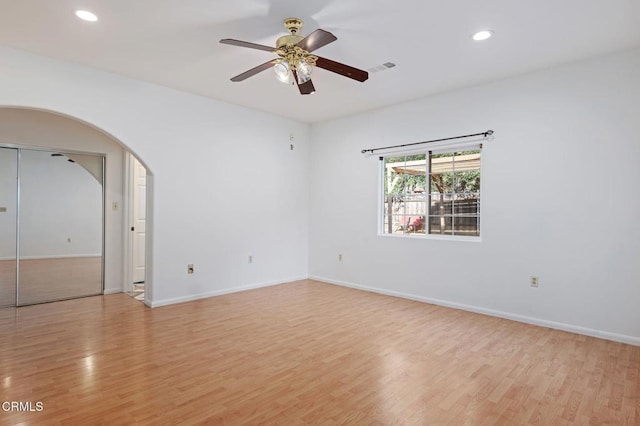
[381, 146, 481, 238]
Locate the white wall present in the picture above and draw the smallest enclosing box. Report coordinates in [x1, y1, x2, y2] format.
[309, 48, 640, 344]
[0, 46, 310, 306]
[0, 108, 124, 293]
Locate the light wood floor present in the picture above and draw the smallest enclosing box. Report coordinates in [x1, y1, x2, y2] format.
[0, 280, 638, 425]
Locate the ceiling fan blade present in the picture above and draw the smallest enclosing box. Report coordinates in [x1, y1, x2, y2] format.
[315, 56, 369, 82]
[316, 56, 369, 82]
[296, 29, 337, 53]
[298, 79, 316, 95]
[230, 60, 277, 82]
[292, 70, 316, 95]
[220, 39, 275, 53]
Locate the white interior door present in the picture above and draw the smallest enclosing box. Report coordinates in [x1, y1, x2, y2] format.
[131, 156, 146, 283]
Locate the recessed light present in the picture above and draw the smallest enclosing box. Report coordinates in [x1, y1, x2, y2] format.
[75, 10, 98, 22]
[472, 30, 493, 41]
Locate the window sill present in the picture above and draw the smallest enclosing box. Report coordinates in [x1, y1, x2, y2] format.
[377, 233, 482, 242]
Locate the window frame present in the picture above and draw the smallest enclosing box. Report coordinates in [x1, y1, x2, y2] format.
[377, 142, 483, 242]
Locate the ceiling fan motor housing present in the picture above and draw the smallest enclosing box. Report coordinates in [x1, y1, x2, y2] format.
[276, 34, 303, 48]
[277, 18, 304, 48]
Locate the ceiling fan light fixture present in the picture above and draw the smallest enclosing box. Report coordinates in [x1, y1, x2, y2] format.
[220, 16, 369, 94]
[274, 60, 292, 84]
[296, 59, 313, 84]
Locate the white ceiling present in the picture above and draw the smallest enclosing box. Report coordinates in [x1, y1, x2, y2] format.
[1, 0, 639, 123]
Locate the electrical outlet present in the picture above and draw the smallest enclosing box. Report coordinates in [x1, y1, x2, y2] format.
[530, 276, 539, 287]
[187, 264, 194, 274]
[338, 254, 342, 261]
[248, 255, 253, 264]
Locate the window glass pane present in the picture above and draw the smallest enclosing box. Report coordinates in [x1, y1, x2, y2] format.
[430, 172, 454, 194]
[430, 193, 453, 215]
[403, 192, 425, 217]
[386, 214, 427, 235]
[453, 193, 480, 215]
[452, 170, 480, 193]
[384, 155, 426, 234]
[453, 215, 480, 236]
[427, 149, 481, 237]
[428, 215, 453, 235]
[399, 215, 412, 234]
[391, 215, 413, 234]
[430, 152, 455, 174]
[402, 215, 424, 234]
[385, 157, 404, 195]
[383, 215, 393, 234]
[389, 193, 405, 216]
[385, 154, 426, 195]
[452, 150, 481, 172]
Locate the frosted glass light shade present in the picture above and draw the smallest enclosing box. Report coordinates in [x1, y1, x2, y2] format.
[274, 61, 292, 84]
[296, 60, 313, 83]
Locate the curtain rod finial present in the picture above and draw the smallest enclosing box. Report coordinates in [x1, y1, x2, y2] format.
[486, 130, 494, 136]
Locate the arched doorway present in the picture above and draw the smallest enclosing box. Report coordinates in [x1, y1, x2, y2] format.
[0, 107, 152, 306]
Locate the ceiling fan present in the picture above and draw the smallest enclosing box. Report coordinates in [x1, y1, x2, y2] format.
[220, 18, 368, 95]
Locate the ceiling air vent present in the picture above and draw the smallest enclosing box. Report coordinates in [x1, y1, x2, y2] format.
[368, 62, 396, 74]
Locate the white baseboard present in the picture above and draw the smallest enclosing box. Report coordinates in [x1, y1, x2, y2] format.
[309, 275, 640, 347]
[148, 276, 309, 308]
[103, 288, 122, 295]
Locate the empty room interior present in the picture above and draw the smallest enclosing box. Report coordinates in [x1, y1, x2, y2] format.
[1, 1, 639, 424]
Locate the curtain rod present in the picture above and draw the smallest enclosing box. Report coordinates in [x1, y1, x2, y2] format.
[361, 130, 494, 154]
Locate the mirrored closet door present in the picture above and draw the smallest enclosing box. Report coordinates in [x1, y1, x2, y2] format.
[0, 147, 104, 306]
[0, 147, 17, 307]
